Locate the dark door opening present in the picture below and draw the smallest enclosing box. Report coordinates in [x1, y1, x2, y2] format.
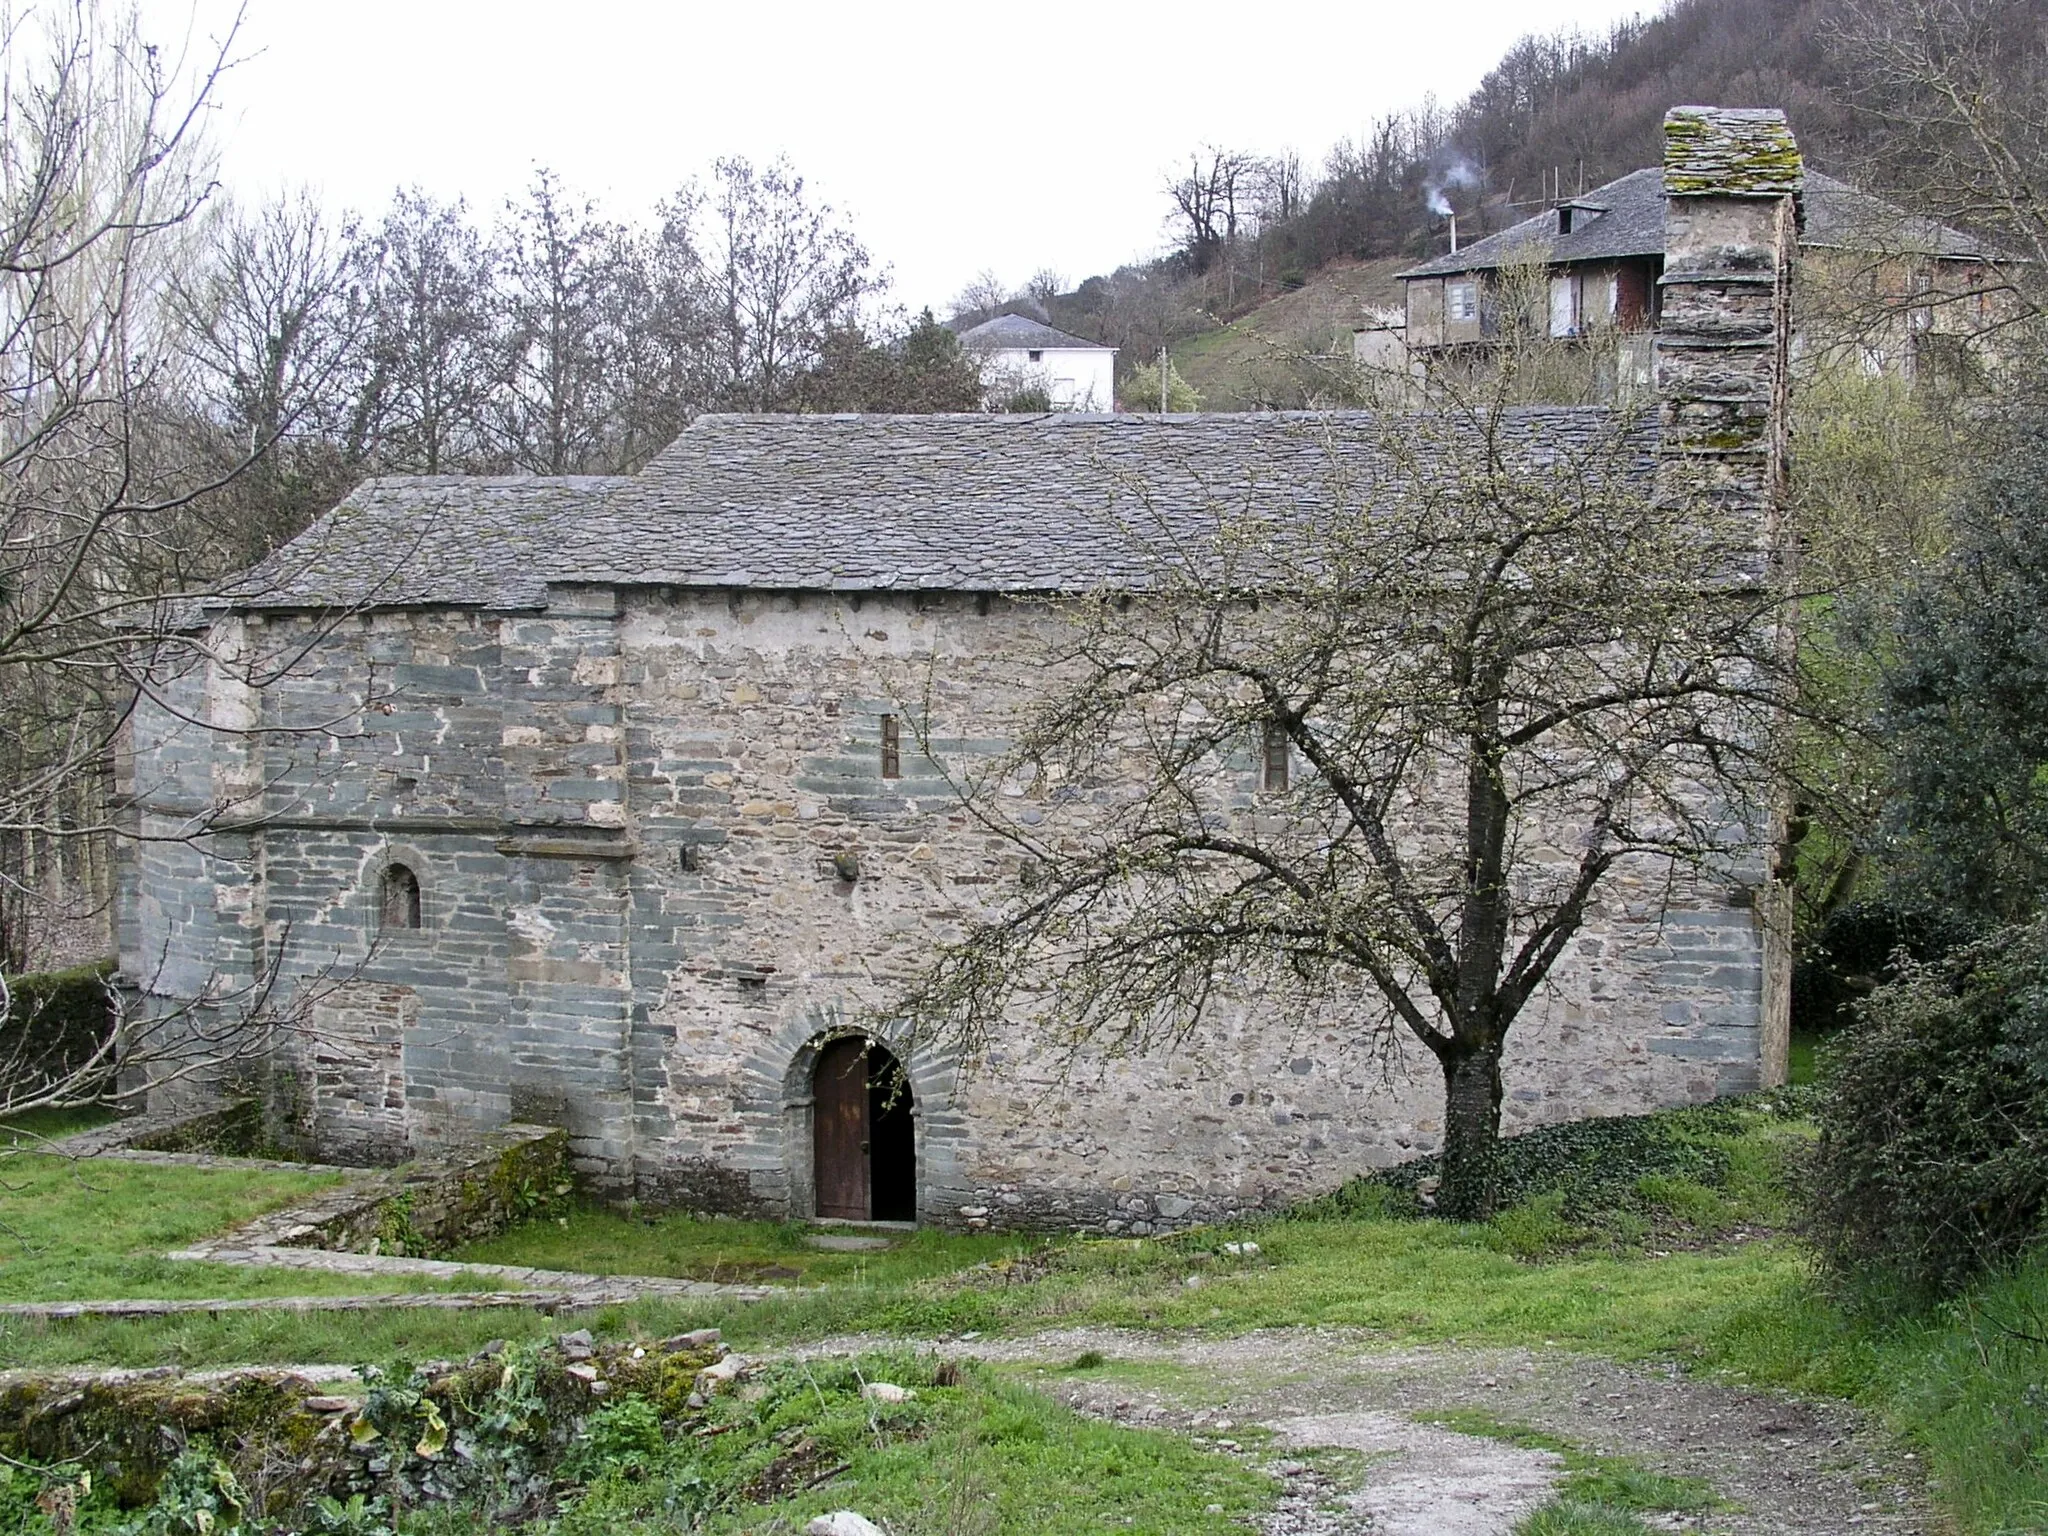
[812, 1036, 916, 1222]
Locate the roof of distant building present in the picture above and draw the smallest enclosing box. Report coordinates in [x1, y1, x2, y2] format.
[217, 409, 1654, 612]
[1396, 167, 1992, 280]
[956, 312, 1114, 352]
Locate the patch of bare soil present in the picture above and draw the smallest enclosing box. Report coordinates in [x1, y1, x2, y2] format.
[794, 1327, 1930, 1535]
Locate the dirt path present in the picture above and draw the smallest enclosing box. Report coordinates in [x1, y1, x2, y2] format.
[796, 1327, 1930, 1535]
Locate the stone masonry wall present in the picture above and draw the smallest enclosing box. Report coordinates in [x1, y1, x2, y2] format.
[124, 584, 1773, 1231]
[616, 588, 1770, 1233]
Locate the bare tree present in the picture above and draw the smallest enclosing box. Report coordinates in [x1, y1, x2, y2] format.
[362, 189, 497, 475]
[948, 268, 1010, 325]
[1022, 268, 1064, 317]
[494, 167, 628, 474]
[899, 356, 1791, 1220]
[0, 0, 247, 974]
[696, 156, 884, 410]
[174, 189, 372, 565]
[1167, 146, 1263, 278]
[0, 4, 387, 1130]
[1829, 0, 2048, 336]
[1258, 152, 1306, 227]
[611, 191, 712, 468]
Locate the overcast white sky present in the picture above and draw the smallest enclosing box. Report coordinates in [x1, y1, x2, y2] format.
[138, 0, 1656, 313]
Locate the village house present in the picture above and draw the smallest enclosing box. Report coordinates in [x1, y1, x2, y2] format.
[954, 313, 1118, 411]
[121, 109, 1800, 1234]
[1381, 162, 2000, 392]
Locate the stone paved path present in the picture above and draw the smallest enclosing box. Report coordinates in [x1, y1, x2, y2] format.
[794, 1326, 1932, 1535]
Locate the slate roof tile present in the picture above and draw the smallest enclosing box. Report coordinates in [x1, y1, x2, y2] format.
[1396, 168, 1991, 280]
[218, 410, 1656, 614]
[956, 313, 1114, 351]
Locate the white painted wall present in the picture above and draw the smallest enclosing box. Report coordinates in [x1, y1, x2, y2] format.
[977, 345, 1117, 412]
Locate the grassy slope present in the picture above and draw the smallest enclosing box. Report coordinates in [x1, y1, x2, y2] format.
[0, 1107, 117, 1147]
[1171, 257, 1408, 410]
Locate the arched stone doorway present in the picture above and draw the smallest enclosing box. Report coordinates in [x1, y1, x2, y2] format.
[812, 1035, 916, 1222]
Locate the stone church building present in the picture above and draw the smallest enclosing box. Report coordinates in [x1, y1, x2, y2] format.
[122, 110, 1800, 1232]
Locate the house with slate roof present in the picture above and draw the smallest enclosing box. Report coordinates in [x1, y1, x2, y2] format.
[1390, 162, 2002, 390]
[954, 312, 1117, 412]
[119, 109, 1800, 1233]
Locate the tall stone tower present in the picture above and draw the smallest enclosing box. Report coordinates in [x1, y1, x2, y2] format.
[1656, 105, 1803, 1085]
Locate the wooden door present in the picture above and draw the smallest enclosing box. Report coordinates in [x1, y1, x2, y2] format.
[813, 1037, 870, 1220]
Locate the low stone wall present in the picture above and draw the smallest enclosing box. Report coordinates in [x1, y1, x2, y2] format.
[0, 1331, 727, 1518]
[125, 1098, 269, 1155]
[55, 1099, 268, 1158]
[225, 1123, 572, 1258]
[951, 1182, 1277, 1238]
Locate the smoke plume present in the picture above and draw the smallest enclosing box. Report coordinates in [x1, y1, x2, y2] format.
[1425, 159, 1481, 217]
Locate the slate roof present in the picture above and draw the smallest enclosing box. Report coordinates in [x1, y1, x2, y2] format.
[1396, 168, 1992, 280]
[956, 313, 1114, 352]
[219, 410, 1655, 613]
[222, 477, 635, 612]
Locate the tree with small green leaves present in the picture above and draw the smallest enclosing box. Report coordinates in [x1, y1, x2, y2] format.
[1119, 355, 1201, 412]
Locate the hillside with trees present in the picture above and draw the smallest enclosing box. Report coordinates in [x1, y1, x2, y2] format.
[988, 0, 2023, 408]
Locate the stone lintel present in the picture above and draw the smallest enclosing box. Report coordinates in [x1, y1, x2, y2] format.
[495, 834, 637, 861]
[1657, 271, 1780, 288]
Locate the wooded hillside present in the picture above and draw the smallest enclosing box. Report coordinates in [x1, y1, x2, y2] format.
[1000, 0, 2023, 393]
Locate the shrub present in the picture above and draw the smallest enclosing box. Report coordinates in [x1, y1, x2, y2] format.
[1878, 424, 2048, 924]
[1806, 917, 2048, 1302]
[997, 385, 1053, 413]
[0, 959, 115, 1097]
[1310, 1101, 1745, 1225]
[1791, 896, 1977, 1037]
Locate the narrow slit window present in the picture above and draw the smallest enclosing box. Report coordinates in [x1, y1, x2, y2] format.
[1262, 724, 1290, 793]
[380, 863, 422, 930]
[880, 714, 902, 779]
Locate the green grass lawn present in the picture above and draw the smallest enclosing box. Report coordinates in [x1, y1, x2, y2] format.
[0, 1104, 116, 1147]
[0, 1150, 488, 1303]
[3, 1095, 2045, 1532]
[0, 1220, 1814, 1370]
[451, 1207, 1044, 1287]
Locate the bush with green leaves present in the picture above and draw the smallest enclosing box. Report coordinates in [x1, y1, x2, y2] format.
[1806, 916, 2048, 1302]
[1877, 419, 2048, 925]
[1791, 896, 1979, 1037]
[113, 1450, 245, 1536]
[0, 960, 115, 1098]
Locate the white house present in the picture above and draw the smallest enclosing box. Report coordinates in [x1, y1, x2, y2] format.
[956, 313, 1117, 412]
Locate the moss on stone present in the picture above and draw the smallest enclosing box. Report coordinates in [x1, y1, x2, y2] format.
[1663, 108, 1803, 196]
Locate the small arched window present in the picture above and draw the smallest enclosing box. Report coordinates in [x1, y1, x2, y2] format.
[379, 863, 422, 930]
